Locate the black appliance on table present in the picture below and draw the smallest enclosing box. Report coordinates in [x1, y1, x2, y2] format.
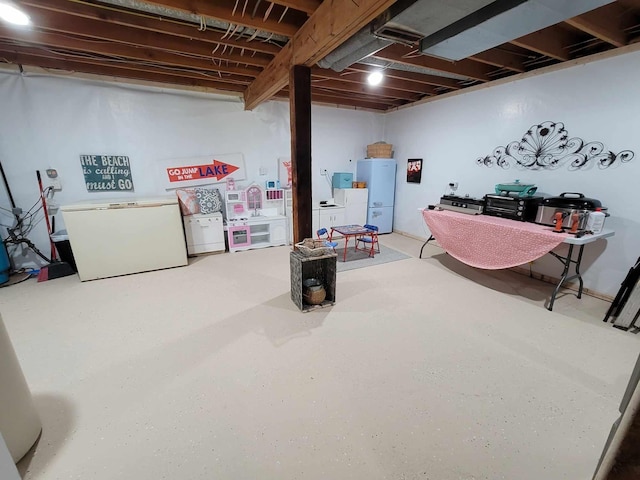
[483, 193, 543, 222]
[437, 194, 484, 214]
[534, 192, 606, 230]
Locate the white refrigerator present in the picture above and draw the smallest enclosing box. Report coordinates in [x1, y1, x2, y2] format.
[356, 159, 397, 233]
[61, 196, 188, 281]
[333, 188, 368, 226]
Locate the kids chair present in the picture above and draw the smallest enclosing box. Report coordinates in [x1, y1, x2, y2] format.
[317, 228, 338, 251]
[355, 224, 380, 257]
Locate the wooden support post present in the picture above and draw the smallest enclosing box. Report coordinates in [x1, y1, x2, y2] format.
[290, 65, 312, 245]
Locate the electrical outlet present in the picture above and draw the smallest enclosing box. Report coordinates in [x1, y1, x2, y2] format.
[320, 168, 328, 176]
[49, 179, 62, 191]
[448, 181, 458, 190]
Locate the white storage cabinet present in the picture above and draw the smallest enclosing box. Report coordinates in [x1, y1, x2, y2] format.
[318, 207, 345, 237]
[183, 212, 225, 255]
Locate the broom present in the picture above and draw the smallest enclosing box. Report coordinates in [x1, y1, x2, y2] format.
[36, 171, 75, 281]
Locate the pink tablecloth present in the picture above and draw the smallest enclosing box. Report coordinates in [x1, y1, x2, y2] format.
[422, 209, 569, 269]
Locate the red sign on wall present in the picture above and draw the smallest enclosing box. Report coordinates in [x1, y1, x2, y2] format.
[167, 159, 239, 183]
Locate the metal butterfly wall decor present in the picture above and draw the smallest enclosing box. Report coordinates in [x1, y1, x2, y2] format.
[476, 121, 634, 170]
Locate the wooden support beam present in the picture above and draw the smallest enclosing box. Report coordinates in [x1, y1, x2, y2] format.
[565, 7, 628, 48]
[244, 0, 396, 110]
[289, 65, 312, 244]
[372, 44, 495, 82]
[21, 0, 282, 56]
[511, 25, 576, 61]
[141, 0, 305, 37]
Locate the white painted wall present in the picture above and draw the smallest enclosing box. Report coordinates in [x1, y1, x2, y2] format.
[0, 71, 383, 267]
[3, 51, 636, 297]
[385, 50, 640, 296]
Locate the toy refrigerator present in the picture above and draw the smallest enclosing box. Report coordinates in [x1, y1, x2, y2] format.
[356, 159, 396, 233]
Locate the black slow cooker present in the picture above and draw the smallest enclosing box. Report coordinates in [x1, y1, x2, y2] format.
[535, 192, 606, 229]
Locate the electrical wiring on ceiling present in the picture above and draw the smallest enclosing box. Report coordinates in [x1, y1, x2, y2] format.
[278, 7, 288, 23]
[198, 16, 207, 32]
[263, 2, 274, 22]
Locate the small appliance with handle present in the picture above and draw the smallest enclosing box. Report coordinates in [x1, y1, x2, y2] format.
[494, 179, 537, 197]
[535, 192, 606, 230]
[483, 193, 543, 222]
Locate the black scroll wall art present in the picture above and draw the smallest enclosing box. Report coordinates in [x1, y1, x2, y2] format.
[476, 121, 634, 170]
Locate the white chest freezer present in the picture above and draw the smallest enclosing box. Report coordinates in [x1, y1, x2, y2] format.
[61, 197, 188, 281]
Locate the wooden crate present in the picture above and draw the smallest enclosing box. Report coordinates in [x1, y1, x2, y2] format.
[290, 250, 336, 312]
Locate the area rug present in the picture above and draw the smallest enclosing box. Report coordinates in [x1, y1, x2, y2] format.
[335, 242, 410, 272]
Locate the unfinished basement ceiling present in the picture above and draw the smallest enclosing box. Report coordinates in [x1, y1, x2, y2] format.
[0, 0, 639, 112]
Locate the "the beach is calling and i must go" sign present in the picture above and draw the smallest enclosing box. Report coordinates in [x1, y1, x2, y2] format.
[80, 155, 134, 192]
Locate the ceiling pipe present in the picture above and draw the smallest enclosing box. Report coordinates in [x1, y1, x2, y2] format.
[317, 28, 392, 72]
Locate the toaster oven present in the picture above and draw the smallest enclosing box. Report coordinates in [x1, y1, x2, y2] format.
[483, 194, 543, 222]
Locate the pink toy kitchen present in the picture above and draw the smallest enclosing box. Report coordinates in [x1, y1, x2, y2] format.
[224, 182, 288, 252]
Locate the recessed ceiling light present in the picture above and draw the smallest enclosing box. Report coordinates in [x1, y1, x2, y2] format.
[0, 3, 30, 26]
[367, 71, 383, 86]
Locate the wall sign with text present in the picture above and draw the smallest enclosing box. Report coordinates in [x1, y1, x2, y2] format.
[80, 155, 134, 192]
[159, 153, 247, 189]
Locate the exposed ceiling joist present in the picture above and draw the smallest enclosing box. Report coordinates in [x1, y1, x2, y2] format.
[243, 0, 396, 110]
[469, 48, 527, 73]
[565, 5, 628, 47]
[311, 78, 422, 101]
[1, 0, 639, 112]
[510, 25, 578, 61]
[311, 92, 401, 110]
[277, 89, 395, 111]
[350, 64, 464, 90]
[311, 67, 438, 95]
[0, 48, 248, 91]
[372, 43, 494, 82]
[20, 0, 283, 55]
[0, 27, 261, 78]
[22, 8, 273, 67]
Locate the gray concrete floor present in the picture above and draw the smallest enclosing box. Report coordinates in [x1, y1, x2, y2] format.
[2, 233, 638, 480]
